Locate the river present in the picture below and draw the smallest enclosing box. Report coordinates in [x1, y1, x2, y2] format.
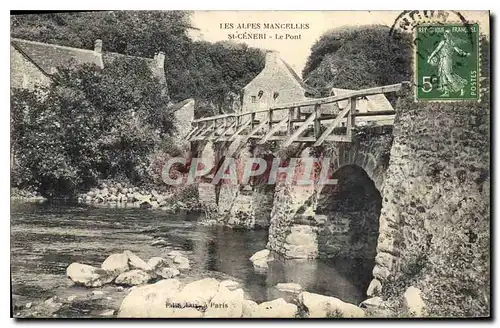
[11, 202, 374, 317]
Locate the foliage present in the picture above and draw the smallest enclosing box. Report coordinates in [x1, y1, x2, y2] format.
[302, 25, 412, 97]
[168, 41, 265, 115]
[11, 57, 172, 198]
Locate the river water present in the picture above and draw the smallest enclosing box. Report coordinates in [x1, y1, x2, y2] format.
[11, 202, 373, 316]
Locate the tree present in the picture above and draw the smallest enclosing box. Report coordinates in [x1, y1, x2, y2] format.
[11, 56, 174, 198]
[302, 25, 412, 96]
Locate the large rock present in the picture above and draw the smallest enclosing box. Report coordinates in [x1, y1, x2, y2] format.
[169, 278, 219, 308]
[115, 269, 152, 286]
[101, 253, 129, 274]
[298, 292, 365, 318]
[66, 263, 115, 287]
[249, 249, 270, 262]
[359, 296, 383, 309]
[147, 257, 173, 271]
[249, 249, 271, 272]
[248, 298, 297, 318]
[367, 278, 382, 297]
[173, 255, 190, 270]
[124, 250, 152, 271]
[242, 300, 258, 317]
[118, 279, 181, 318]
[161, 278, 220, 318]
[220, 280, 241, 291]
[157, 267, 180, 279]
[204, 286, 244, 318]
[403, 286, 426, 317]
[274, 282, 302, 293]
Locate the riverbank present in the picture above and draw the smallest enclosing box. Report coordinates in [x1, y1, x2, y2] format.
[11, 181, 210, 215]
[14, 247, 388, 319]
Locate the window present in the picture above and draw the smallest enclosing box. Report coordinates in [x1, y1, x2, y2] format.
[251, 96, 257, 103]
[258, 90, 264, 99]
[273, 92, 279, 100]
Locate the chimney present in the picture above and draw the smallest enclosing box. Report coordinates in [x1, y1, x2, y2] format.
[156, 51, 165, 69]
[94, 39, 102, 54]
[265, 50, 279, 67]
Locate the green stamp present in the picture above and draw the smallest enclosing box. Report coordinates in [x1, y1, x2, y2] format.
[415, 23, 480, 101]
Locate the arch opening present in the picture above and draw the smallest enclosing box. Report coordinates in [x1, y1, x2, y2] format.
[315, 164, 382, 261]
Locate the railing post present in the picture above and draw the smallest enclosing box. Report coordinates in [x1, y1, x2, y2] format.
[314, 103, 321, 139]
[287, 107, 294, 135]
[251, 112, 255, 131]
[268, 108, 273, 130]
[347, 97, 356, 140]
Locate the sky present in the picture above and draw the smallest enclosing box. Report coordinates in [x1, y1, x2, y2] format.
[190, 11, 489, 78]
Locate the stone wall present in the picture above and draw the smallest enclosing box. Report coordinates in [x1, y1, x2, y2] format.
[373, 90, 490, 316]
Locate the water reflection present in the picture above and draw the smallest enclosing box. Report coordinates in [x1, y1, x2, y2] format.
[198, 225, 373, 304]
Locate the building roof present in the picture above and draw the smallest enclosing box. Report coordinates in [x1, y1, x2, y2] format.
[331, 87, 394, 112]
[280, 59, 319, 96]
[11, 37, 165, 83]
[11, 38, 103, 75]
[168, 98, 194, 112]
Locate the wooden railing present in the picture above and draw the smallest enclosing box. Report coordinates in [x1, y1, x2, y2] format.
[187, 82, 409, 149]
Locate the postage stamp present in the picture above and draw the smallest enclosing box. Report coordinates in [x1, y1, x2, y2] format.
[414, 23, 480, 101]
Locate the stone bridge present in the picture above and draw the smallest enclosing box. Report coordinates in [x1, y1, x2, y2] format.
[186, 82, 409, 297]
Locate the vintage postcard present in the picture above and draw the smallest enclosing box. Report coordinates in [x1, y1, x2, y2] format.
[10, 10, 490, 319]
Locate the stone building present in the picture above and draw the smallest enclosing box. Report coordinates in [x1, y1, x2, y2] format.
[11, 37, 195, 143]
[10, 38, 166, 90]
[241, 51, 318, 121]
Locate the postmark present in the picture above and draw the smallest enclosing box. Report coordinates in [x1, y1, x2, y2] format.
[389, 10, 482, 102]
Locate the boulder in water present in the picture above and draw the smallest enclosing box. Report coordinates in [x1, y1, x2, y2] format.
[274, 282, 302, 293]
[118, 279, 181, 318]
[359, 296, 383, 309]
[173, 255, 190, 270]
[147, 257, 172, 271]
[124, 250, 152, 271]
[249, 249, 271, 272]
[242, 299, 258, 317]
[298, 291, 365, 318]
[66, 263, 115, 287]
[247, 298, 297, 318]
[101, 253, 129, 274]
[204, 286, 244, 318]
[157, 267, 180, 279]
[115, 269, 152, 286]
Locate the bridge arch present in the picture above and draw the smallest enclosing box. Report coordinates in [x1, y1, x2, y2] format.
[315, 164, 382, 261]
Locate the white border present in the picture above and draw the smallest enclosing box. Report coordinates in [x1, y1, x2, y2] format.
[1, 2, 496, 328]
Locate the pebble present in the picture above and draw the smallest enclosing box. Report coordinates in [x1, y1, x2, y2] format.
[67, 295, 77, 302]
[92, 291, 105, 296]
[25, 302, 32, 309]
